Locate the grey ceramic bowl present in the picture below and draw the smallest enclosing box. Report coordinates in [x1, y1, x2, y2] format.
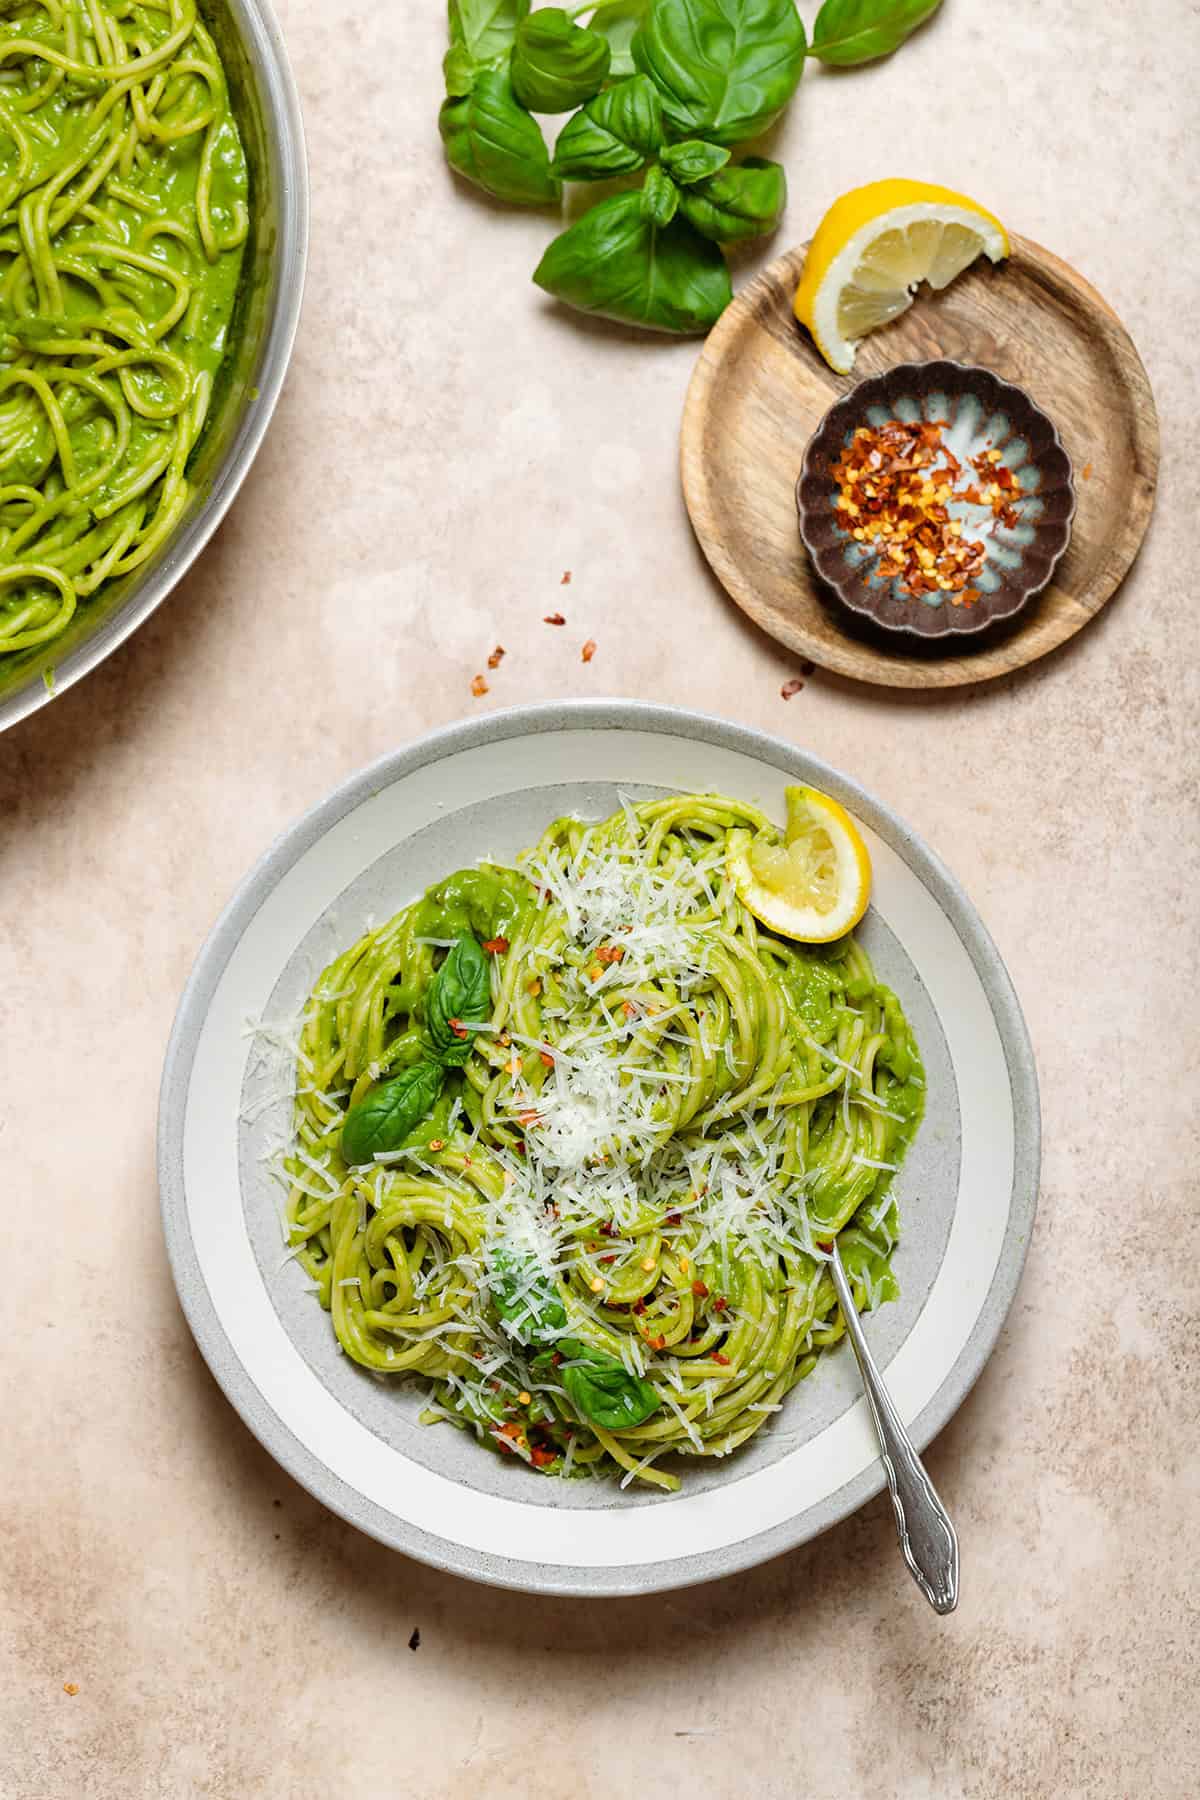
[796, 361, 1075, 640]
[0, 0, 308, 735]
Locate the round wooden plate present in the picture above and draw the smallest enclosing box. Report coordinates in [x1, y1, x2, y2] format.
[681, 235, 1158, 689]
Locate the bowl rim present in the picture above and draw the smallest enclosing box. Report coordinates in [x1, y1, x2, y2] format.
[0, 0, 310, 736]
[795, 357, 1078, 642]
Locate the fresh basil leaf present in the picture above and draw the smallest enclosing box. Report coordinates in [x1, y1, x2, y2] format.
[533, 189, 732, 332]
[439, 70, 561, 206]
[810, 0, 942, 65]
[341, 1060, 446, 1165]
[512, 7, 611, 112]
[640, 162, 678, 225]
[586, 0, 647, 77]
[660, 138, 730, 184]
[442, 42, 478, 96]
[489, 1251, 568, 1341]
[447, 0, 530, 71]
[427, 931, 492, 1064]
[676, 154, 785, 241]
[552, 73, 664, 181]
[559, 1338, 661, 1428]
[632, 0, 807, 146]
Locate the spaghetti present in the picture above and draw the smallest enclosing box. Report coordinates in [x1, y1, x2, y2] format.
[284, 792, 924, 1491]
[0, 0, 248, 661]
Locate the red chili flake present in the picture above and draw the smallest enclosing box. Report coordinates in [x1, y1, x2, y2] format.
[713, 1296, 727, 1312]
[1082, 462, 1093, 481]
[448, 1017, 468, 1040]
[539, 1049, 554, 1069]
[817, 1240, 834, 1254]
[486, 645, 505, 669]
[530, 1445, 557, 1467]
[581, 638, 597, 664]
[712, 1351, 730, 1366]
[594, 944, 624, 965]
[692, 1279, 709, 1298]
[665, 1211, 681, 1227]
[483, 936, 509, 954]
[543, 611, 566, 626]
[632, 1298, 646, 1316]
[470, 674, 489, 697]
[832, 418, 999, 604]
[428, 1138, 445, 1152]
[561, 571, 572, 585]
[463, 1155, 473, 1167]
[599, 1253, 617, 1265]
[551, 1351, 563, 1365]
[621, 1000, 637, 1018]
[647, 1333, 667, 1351]
[780, 677, 804, 700]
[516, 1107, 540, 1128]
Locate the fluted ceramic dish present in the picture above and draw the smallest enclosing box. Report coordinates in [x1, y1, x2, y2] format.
[796, 361, 1076, 640]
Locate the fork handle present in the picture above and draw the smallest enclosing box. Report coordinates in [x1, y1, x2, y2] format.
[829, 1247, 959, 1614]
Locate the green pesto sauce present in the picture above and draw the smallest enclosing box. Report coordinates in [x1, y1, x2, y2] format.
[0, 2, 249, 659]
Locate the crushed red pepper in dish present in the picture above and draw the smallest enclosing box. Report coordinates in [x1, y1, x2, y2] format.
[832, 418, 1023, 605]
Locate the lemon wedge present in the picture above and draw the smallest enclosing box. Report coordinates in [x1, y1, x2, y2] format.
[793, 179, 1009, 375]
[728, 785, 871, 942]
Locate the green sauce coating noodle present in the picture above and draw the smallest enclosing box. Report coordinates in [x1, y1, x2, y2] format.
[283, 793, 924, 1491]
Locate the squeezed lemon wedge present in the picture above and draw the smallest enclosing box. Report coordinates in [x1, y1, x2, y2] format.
[793, 179, 1009, 374]
[728, 785, 871, 942]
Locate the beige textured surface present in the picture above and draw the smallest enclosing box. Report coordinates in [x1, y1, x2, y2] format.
[2, 2, 1198, 1795]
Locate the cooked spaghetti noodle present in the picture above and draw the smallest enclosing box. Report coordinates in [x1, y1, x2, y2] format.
[0, 0, 248, 661]
[284, 793, 924, 1491]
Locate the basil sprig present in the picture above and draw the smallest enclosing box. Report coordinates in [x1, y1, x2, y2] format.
[512, 7, 611, 111]
[551, 73, 663, 181]
[340, 930, 494, 1164]
[439, 70, 561, 206]
[440, 0, 948, 332]
[810, 0, 944, 66]
[632, 0, 807, 145]
[426, 930, 491, 1065]
[488, 1253, 661, 1431]
[534, 189, 731, 333]
[341, 1060, 446, 1165]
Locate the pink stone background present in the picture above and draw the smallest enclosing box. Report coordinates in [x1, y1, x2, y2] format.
[2, 1, 1197, 1794]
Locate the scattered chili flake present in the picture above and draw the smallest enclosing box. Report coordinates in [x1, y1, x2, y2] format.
[544, 611, 566, 626]
[470, 674, 489, 697]
[63, 1683, 79, 1697]
[408, 1628, 420, 1652]
[632, 1298, 646, 1315]
[581, 638, 597, 663]
[448, 1017, 468, 1041]
[486, 645, 505, 669]
[539, 1049, 554, 1069]
[647, 1333, 668, 1351]
[561, 570, 572, 585]
[665, 1212, 681, 1227]
[713, 1296, 728, 1312]
[595, 943, 624, 964]
[587, 962, 604, 983]
[781, 677, 805, 700]
[516, 1107, 540, 1127]
[599, 1252, 617, 1265]
[428, 1138, 445, 1152]
[817, 1240, 834, 1253]
[1082, 462, 1093, 481]
[530, 1445, 557, 1467]
[621, 999, 637, 1018]
[712, 1351, 730, 1366]
[692, 1279, 709, 1298]
[482, 936, 509, 954]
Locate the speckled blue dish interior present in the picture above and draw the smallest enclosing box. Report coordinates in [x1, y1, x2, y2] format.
[797, 361, 1076, 640]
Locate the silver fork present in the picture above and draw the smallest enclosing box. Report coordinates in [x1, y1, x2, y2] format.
[828, 1240, 959, 1614]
